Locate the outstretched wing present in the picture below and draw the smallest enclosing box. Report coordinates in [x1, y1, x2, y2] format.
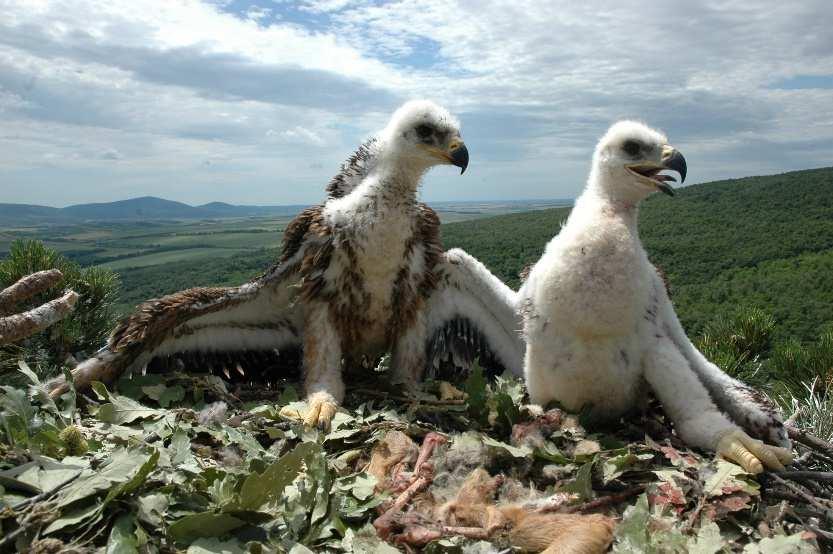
[48, 207, 324, 398]
[425, 248, 525, 377]
[650, 270, 790, 447]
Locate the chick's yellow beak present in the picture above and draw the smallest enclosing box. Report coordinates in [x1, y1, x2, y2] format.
[421, 139, 469, 174]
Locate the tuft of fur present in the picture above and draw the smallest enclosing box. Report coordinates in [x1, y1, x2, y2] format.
[430, 432, 493, 503]
[442, 468, 615, 554]
[217, 446, 244, 467]
[197, 401, 228, 426]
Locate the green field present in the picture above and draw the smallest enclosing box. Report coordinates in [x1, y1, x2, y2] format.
[0, 217, 294, 267]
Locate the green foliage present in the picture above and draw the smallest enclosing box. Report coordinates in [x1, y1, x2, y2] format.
[463, 362, 524, 437]
[0, 240, 119, 381]
[1, 369, 821, 552]
[694, 307, 775, 385]
[0, 363, 77, 457]
[690, 306, 833, 421]
[779, 379, 833, 444]
[767, 330, 833, 397]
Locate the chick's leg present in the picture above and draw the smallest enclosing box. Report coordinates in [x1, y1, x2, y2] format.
[300, 302, 344, 430]
[643, 335, 790, 474]
[391, 311, 427, 392]
[653, 272, 790, 448]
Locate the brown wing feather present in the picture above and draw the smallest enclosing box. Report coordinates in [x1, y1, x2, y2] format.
[111, 204, 326, 355]
[109, 287, 252, 353]
[49, 207, 326, 397]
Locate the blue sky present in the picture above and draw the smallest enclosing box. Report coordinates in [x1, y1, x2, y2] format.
[1, 0, 832, 206]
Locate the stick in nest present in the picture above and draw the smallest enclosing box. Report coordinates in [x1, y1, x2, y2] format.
[787, 426, 833, 458]
[766, 474, 833, 523]
[0, 270, 78, 346]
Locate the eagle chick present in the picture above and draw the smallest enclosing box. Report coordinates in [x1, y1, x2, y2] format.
[519, 121, 792, 474]
[50, 101, 524, 432]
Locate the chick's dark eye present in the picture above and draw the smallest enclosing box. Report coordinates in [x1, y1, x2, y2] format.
[622, 140, 641, 157]
[415, 124, 433, 139]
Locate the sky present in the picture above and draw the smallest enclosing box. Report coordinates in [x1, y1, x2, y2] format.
[1, 1, 832, 207]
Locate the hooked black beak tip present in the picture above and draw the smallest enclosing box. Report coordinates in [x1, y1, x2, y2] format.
[663, 149, 687, 184]
[450, 143, 469, 174]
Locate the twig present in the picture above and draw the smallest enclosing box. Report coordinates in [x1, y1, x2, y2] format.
[767, 474, 833, 523]
[774, 500, 790, 528]
[784, 408, 801, 428]
[0, 472, 80, 549]
[780, 465, 831, 497]
[773, 471, 833, 484]
[807, 449, 833, 468]
[684, 491, 708, 533]
[787, 426, 833, 458]
[806, 524, 833, 542]
[764, 489, 806, 504]
[561, 485, 646, 514]
[11, 471, 80, 510]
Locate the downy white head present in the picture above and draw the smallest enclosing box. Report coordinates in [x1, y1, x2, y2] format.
[587, 120, 687, 205]
[377, 100, 469, 178]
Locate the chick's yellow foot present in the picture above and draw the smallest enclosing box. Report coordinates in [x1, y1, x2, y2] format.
[716, 429, 793, 474]
[302, 391, 338, 431]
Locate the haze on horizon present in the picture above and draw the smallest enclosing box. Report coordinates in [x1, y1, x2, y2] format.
[1, 1, 832, 207]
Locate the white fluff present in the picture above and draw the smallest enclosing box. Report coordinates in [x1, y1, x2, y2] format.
[520, 120, 789, 451]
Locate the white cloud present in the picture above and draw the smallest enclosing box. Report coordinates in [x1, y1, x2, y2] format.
[245, 6, 272, 21]
[268, 126, 325, 146]
[99, 148, 123, 160]
[0, 0, 831, 205]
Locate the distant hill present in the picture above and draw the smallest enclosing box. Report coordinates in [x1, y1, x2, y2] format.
[0, 196, 306, 225]
[61, 197, 205, 220]
[195, 201, 304, 218]
[0, 203, 66, 225]
[1, 196, 572, 226]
